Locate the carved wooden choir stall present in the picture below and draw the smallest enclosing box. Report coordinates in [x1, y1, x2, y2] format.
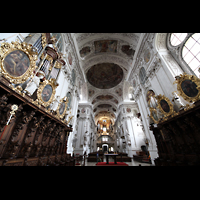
[0, 33, 74, 166]
[150, 100, 200, 166]
[149, 73, 200, 166]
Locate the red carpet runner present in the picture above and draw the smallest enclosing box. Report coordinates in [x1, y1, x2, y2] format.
[96, 162, 128, 166]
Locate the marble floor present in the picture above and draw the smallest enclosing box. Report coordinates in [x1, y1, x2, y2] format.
[78, 157, 153, 166]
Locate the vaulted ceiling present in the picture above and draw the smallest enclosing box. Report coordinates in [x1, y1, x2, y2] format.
[72, 33, 141, 123]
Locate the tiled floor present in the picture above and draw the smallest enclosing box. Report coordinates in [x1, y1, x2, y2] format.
[79, 157, 153, 166]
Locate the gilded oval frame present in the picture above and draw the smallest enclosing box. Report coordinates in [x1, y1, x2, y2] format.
[155, 94, 175, 117]
[0, 41, 38, 84]
[56, 97, 69, 119]
[37, 78, 58, 107]
[174, 73, 200, 103]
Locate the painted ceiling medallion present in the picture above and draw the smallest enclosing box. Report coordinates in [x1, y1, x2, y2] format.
[121, 45, 135, 56]
[86, 63, 123, 89]
[80, 46, 91, 57]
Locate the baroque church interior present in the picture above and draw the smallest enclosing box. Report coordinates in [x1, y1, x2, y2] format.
[0, 33, 200, 166]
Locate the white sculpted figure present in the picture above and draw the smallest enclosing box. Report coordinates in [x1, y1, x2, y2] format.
[25, 70, 45, 96]
[171, 91, 186, 112]
[50, 95, 60, 111]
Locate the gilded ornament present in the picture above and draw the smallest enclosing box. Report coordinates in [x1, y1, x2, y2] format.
[56, 97, 69, 119]
[54, 60, 62, 69]
[155, 94, 176, 118]
[41, 33, 47, 48]
[0, 41, 38, 84]
[67, 115, 74, 125]
[173, 73, 200, 103]
[36, 78, 59, 107]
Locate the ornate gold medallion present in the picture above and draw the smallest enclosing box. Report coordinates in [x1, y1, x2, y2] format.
[37, 78, 59, 107]
[56, 97, 69, 119]
[0, 41, 38, 84]
[155, 94, 175, 117]
[174, 73, 200, 103]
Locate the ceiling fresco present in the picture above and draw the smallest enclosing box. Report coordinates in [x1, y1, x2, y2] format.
[92, 95, 119, 105]
[94, 40, 118, 53]
[86, 63, 123, 89]
[115, 87, 123, 97]
[73, 33, 141, 122]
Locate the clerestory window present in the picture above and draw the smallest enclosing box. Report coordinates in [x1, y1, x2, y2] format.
[168, 33, 200, 77]
[182, 33, 200, 76]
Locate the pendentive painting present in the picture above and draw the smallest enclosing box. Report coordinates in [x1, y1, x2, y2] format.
[88, 89, 95, 97]
[181, 79, 198, 98]
[112, 99, 118, 104]
[42, 84, 53, 102]
[121, 45, 135, 56]
[80, 46, 91, 57]
[144, 49, 151, 63]
[3, 50, 30, 77]
[94, 40, 117, 53]
[115, 87, 122, 97]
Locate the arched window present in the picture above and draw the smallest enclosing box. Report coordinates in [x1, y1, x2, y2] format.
[170, 33, 187, 46]
[182, 33, 200, 76]
[167, 33, 200, 77]
[139, 67, 146, 85]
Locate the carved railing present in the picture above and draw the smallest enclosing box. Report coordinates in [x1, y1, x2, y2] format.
[0, 76, 74, 166]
